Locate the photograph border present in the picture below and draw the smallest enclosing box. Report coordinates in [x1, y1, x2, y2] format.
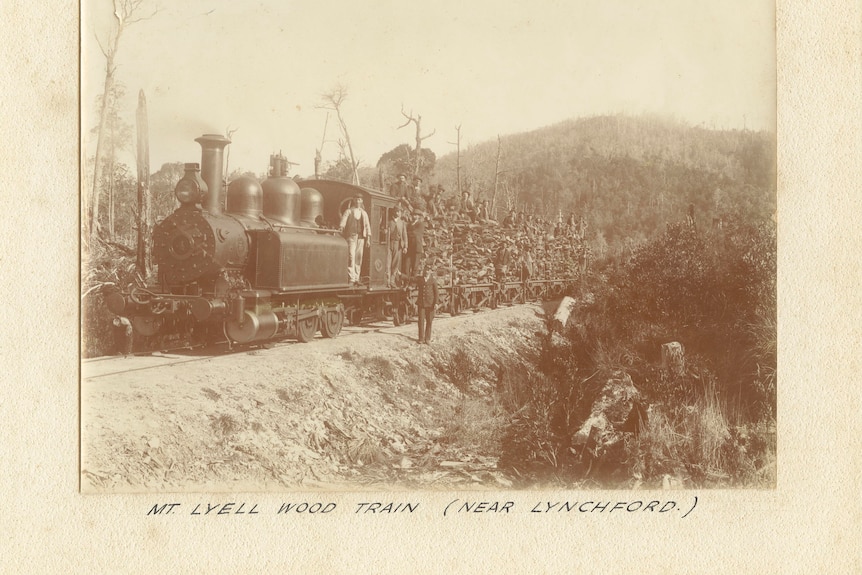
[2, 0, 860, 572]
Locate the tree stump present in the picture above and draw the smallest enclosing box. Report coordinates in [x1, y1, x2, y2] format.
[661, 342, 685, 377]
[551, 296, 576, 331]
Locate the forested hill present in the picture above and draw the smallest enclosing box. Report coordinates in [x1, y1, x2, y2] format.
[431, 115, 775, 256]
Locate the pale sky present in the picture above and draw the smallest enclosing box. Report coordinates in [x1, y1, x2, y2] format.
[82, 0, 775, 177]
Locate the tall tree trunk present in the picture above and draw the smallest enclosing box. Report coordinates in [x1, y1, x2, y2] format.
[454, 125, 462, 197]
[491, 135, 502, 217]
[89, 58, 115, 241]
[336, 111, 359, 185]
[135, 90, 152, 282]
[412, 117, 423, 177]
[108, 108, 116, 238]
[398, 107, 435, 178]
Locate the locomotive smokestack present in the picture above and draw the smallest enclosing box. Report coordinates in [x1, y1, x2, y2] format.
[195, 134, 231, 214]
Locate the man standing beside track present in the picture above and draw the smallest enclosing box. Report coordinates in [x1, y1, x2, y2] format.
[416, 263, 438, 344]
[339, 196, 371, 286]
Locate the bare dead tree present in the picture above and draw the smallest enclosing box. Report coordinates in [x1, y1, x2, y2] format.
[314, 112, 329, 179]
[107, 97, 116, 238]
[87, 0, 158, 246]
[318, 85, 360, 185]
[135, 89, 152, 282]
[223, 126, 238, 183]
[502, 181, 516, 213]
[491, 135, 503, 216]
[447, 124, 462, 196]
[398, 106, 436, 177]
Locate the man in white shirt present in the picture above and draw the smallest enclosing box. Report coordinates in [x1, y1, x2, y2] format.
[339, 196, 371, 285]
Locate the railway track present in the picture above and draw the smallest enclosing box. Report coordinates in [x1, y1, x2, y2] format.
[83, 295, 558, 381]
[81, 314, 433, 380]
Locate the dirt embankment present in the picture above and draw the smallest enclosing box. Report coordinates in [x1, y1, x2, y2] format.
[81, 303, 550, 492]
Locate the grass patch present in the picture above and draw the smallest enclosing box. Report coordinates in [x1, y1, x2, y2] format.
[625, 379, 776, 487]
[211, 414, 241, 437]
[338, 349, 357, 362]
[276, 387, 300, 403]
[347, 436, 385, 465]
[438, 346, 481, 394]
[361, 356, 397, 381]
[498, 367, 568, 473]
[439, 397, 506, 452]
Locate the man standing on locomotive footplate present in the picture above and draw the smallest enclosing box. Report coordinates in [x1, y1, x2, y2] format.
[339, 196, 371, 286]
[416, 263, 438, 344]
[387, 206, 408, 287]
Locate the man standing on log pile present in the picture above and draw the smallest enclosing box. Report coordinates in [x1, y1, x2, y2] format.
[406, 176, 426, 213]
[424, 184, 443, 219]
[416, 262, 438, 344]
[476, 199, 492, 223]
[387, 207, 408, 287]
[520, 243, 534, 282]
[502, 210, 515, 228]
[388, 173, 413, 215]
[389, 173, 409, 201]
[494, 237, 514, 283]
[459, 191, 477, 222]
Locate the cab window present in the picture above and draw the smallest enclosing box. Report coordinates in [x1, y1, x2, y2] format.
[374, 206, 388, 243]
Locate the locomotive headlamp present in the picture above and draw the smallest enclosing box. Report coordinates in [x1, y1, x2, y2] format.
[175, 163, 207, 207]
[174, 179, 201, 205]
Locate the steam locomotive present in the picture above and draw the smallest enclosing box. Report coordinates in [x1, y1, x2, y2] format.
[105, 133, 572, 347]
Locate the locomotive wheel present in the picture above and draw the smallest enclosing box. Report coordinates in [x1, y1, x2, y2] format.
[321, 309, 344, 338]
[296, 316, 318, 343]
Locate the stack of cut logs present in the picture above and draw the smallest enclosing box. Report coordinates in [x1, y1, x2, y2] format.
[418, 217, 590, 288]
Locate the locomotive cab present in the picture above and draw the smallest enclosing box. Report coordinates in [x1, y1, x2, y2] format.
[300, 179, 398, 290]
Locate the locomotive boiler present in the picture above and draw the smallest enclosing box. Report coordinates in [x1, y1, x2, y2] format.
[107, 133, 405, 346]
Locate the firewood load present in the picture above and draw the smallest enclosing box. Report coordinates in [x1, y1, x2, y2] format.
[418, 214, 591, 286]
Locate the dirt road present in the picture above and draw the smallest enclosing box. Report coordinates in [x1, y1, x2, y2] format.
[81, 303, 549, 492]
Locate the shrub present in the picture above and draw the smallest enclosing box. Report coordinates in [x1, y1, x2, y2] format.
[211, 414, 240, 437]
[584, 219, 776, 413]
[499, 369, 564, 473]
[624, 378, 776, 487]
[360, 356, 396, 381]
[439, 346, 481, 394]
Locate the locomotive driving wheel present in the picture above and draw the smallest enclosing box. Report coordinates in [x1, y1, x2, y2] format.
[321, 308, 344, 338]
[296, 315, 318, 343]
